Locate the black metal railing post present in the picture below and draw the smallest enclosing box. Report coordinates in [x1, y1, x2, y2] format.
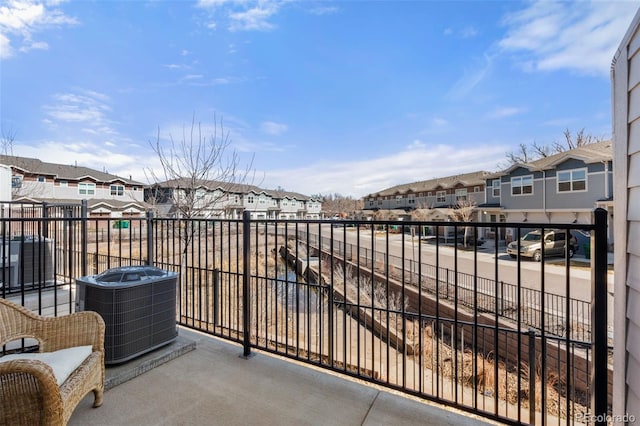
[80, 200, 88, 277]
[213, 268, 219, 327]
[591, 207, 608, 425]
[42, 201, 49, 240]
[241, 209, 252, 358]
[528, 328, 536, 425]
[146, 210, 154, 265]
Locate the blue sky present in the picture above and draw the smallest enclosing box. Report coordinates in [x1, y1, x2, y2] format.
[1, 0, 638, 198]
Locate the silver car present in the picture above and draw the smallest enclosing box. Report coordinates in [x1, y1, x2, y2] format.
[506, 229, 577, 262]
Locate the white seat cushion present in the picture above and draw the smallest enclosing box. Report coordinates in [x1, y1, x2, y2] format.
[0, 345, 93, 386]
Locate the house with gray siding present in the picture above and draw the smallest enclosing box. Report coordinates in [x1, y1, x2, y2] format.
[612, 8, 640, 421]
[480, 141, 613, 243]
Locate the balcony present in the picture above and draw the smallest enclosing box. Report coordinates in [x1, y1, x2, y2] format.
[69, 327, 498, 426]
[0, 202, 611, 425]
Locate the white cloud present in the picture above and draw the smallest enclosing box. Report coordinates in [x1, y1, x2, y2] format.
[259, 142, 508, 198]
[443, 25, 478, 38]
[260, 121, 288, 135]
[0, 0, 78, 59]
[485, 106, 526, 120]
[460, 26, 478, 38]
[163, 63, 188, 70]
[196, 0, 283, 32]
[19, 39, 48, 52]
[43, 90, 118, 137]
[15, 140, 141, 173]
[431, 117, 449, 127]
[499, 0, 638, 77]
[309, 5, 338, 16]
[229, 4, 278, 31]
[447, 53, 494, 99]
[0, 32, 12, 57]
[196, 0, 234, 7]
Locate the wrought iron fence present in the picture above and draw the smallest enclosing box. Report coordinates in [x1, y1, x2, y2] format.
[0, 203, 610, 425]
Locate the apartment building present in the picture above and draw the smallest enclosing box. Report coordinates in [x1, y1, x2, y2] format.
[147, 179, 322, 219]
[362, 171, 490, 220]
[0, 155, 147, 218]
[361, 142, 613, 245]
[612, 9, 640, 418]
[480, 140, 613, 243]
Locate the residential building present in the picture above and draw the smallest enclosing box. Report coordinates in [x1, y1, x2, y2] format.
[612, 10, 640, 421]
[480, 140, 613, 243]
[0, 155, 147, 218]
[147, 179, 322, 219]
[362, 171, 490, 222]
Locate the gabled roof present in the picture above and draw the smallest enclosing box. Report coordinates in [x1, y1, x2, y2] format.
[155, 179, 317, 202]
[13, 197, 149, 210]
[156, 178, 261, 194]
[366, 170, 491, 198]
[500, 140, 612, 174]
[0, 155, 144, 185]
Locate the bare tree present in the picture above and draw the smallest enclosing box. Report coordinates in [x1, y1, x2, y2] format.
[410, 204, 433, 237]
[1, 127, 16, 156]
[447, 198, 477, 247]
[554, 128, 602, 152]
[0, 129, 47, 200]
[502, 128, 603, 168]
[505, 143, 534, 165]
[313, 193, 364, 218]
[147, 114, 254, 263]
[147, 114, 254, 219]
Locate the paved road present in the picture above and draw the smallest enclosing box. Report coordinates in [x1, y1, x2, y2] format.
[305, 225, 614, 331]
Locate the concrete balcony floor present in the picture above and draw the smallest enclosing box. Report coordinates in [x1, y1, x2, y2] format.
[70, 327, 498, 426]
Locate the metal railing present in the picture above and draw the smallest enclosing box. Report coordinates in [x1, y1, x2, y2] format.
[0, 202, 610, 425]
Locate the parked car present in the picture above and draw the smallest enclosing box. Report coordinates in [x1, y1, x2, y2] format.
[506, 229, 577, 262]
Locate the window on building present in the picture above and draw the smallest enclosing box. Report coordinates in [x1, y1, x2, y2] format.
[511, 175, 533, 195]
[396, 195, 403, 204]
[59, 180, 68, 187]
[247, 196, 254, 203]
[455, 189, 468, 201]
[11, 176, 22, 188]
[557, 169, 587, 192]
[37, 176, 46, 183]
[436, 191, 446, 203]
[79, 183, 96, 196]
[110, 185, 124, 196]
[492, 179, 500, 197]
[427, 191, 432, 197]
[474, 186, 481, 192]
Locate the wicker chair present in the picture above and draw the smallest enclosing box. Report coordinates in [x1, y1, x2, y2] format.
[0, 298, 105, 426]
